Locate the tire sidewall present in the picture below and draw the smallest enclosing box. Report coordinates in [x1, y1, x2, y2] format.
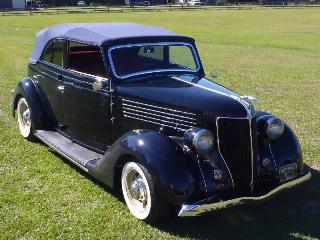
[121, 161, 153, 220]
[17, 97, 34, 140]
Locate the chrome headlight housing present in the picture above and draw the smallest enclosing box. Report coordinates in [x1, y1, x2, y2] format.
[267, 116, 284, 140]
[184, 128, 214, 155]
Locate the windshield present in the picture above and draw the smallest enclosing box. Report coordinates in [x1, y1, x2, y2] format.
[108, 43, 199, 78]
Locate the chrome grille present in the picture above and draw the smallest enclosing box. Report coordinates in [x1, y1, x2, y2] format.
[122, 98, 197, 131]
[217, 117, 256, 196]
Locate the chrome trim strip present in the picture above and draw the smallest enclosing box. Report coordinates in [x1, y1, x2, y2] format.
[68, 69, 109, 81]
[172, 76, 254, 119]
[123, 98, 197, 116]
[249, 118, 254, 193]
[122, 98, 198, 131]
[123, 107, 196, 126]
[268, 143, 277, 171]
[123, 111, 194, 129]
[35, 132, 89, 172]
[122, 103, 197, 121]
[197, 156, 207, 190]
[123, 114, 188, 132]
[108, 42, 201, 79]
[178, 172, 311, 217]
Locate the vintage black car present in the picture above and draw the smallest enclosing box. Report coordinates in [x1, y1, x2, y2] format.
[12, 23, 311, 222]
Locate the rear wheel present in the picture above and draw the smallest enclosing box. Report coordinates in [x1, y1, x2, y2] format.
[121, 161, 169, 223]
[17, 97, 34, 139]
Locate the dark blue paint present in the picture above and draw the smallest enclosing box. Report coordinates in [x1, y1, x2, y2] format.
[256, 112, 303, 177]
[86, 130, 195, 205]
[116, 75, 247, 118]
[12, 28, 307, 207]
[13, 77, 45, 130]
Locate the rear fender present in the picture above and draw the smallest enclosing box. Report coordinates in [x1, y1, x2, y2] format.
[86, 130, 195, 205]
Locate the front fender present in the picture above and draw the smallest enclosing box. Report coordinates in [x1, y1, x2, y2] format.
[256, 111, 303, 176]
[86, 129, 195, 205]
[12, 77, 45, 130]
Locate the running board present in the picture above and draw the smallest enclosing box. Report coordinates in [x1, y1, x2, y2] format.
[35, 130, 103, 172]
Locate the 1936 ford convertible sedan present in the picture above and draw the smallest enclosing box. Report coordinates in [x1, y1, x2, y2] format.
[12, 23, 311, 223]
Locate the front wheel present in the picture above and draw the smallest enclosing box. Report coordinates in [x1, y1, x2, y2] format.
[17, 97, 34, 139]
[121, 161, 169, 223]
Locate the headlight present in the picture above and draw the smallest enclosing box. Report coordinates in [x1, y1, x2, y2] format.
[267, 116, 284, 140]
[184, 128, 214, 155]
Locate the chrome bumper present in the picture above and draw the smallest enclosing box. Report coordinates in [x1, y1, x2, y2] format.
[178, 172, 311, 217]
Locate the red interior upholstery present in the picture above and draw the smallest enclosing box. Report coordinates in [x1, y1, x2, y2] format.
[68, 51, 107, 77]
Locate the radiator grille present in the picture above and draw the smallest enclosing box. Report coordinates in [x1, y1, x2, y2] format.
[217, 117, 255, 196]
[122, 98, 198, 132]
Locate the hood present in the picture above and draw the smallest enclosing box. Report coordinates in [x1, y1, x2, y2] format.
[116, 75, 251, 118]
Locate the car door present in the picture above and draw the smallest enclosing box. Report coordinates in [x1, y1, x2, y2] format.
[37, 39, 66, 127]
[61, 41, 112, 152]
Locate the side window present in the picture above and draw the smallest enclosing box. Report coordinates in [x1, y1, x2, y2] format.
[41, 40, 65, 67]
[67, 41, 107, 78]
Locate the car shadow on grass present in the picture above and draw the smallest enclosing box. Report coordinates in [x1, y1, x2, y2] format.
[155, 167, 320, 240]
[48, 149, 119, 194]
[46, 145, 319, 240]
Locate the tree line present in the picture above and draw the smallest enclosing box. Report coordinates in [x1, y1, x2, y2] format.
[33, 0, 319, 6]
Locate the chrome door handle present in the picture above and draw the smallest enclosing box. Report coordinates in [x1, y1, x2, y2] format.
[57, 85, 65, 91]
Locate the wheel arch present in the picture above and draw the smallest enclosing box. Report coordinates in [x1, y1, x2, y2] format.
[12, 77, 46, 130]
[86, 130, 195, 206]
[113, 154, 137, 191]
[12, 93, 23, 117]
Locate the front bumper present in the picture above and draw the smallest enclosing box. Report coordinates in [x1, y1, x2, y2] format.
[178, 171, 311, 217]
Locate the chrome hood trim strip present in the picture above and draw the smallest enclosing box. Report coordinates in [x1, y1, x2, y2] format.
[172, 76, 255, 119]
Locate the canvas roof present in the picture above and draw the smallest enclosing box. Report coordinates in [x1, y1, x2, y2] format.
[29, 22, 191, 64]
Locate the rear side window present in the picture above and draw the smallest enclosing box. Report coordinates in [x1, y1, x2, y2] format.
[67, 41, 107, 78]
[41, 40, 65, 67]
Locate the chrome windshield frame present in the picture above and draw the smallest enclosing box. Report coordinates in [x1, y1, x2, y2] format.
[107, 42, 201, 80]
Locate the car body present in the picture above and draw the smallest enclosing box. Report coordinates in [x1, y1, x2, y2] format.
[187, 0, 203, 5]
[77, 1, 86, 7]
[179, 0, 203, 5]
[125, 0, 150, 6]
[12, 23, 311, 222]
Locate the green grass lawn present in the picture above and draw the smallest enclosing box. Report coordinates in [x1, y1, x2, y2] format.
[0, 9, 319, 240]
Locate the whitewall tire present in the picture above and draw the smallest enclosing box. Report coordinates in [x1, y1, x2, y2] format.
[121, 162, 152, 220]
[17, 97, 33, 139]
[121, 161, 169, 223]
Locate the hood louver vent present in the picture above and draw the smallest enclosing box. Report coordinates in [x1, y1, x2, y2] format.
[122, 98, 198, 132]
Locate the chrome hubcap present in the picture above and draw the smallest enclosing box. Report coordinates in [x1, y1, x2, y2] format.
[22, 109, 31, 126]
[129, 177, 147, 204]
[122, 162, 152, 219]
[17, 98, 31, 137]
[125, 169, 148, 210]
